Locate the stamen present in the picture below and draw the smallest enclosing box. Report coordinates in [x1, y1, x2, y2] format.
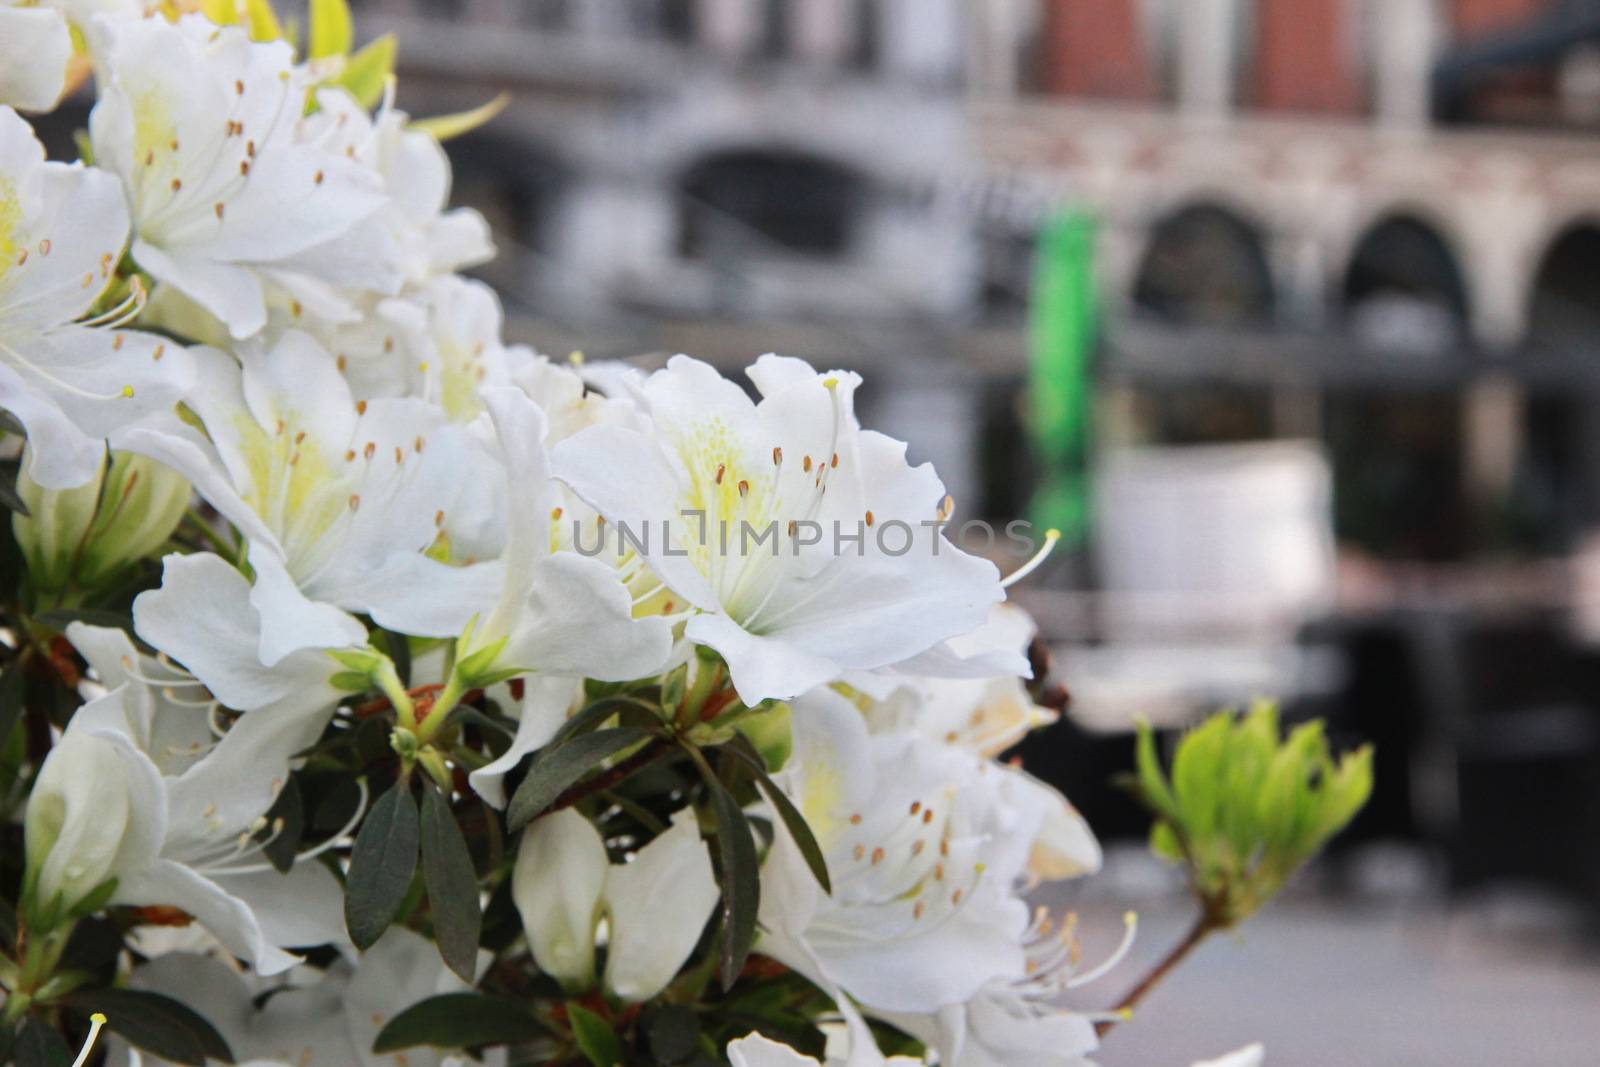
[1001, 529, 1061, 589]
[69, 1013, 107, 1067]
[1067, 911, 1139, 989]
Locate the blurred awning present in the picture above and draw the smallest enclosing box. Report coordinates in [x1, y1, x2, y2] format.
[1435, 3, 1600, 111]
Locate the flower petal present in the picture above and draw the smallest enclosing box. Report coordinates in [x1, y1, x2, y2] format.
[602, 810, 719, 1003]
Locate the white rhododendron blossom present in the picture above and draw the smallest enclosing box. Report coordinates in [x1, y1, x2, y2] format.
[0, 106, 191, 488]
[89, 16, 388, 338]
[0, 10, 1355, 1066]
[552, 354, 1008, 703]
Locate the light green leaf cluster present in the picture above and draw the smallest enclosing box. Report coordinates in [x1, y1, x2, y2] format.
[1134, 701, 1373, 926]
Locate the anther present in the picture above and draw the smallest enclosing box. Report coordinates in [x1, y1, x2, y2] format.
[348, 494, 360, 510]
[363, 442, 375, 460]
[772, 446, 782, 464]
[715, 463, 725, 485]
[738, 480, 749, 497]
[121, 385, 135, 398]
[355, 400, 368, 415]
[871, 847, 885, 865]
[865, 510, 875, 527]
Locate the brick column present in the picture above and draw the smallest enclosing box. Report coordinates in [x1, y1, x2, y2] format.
[1039, 0, 1154, 100]
[1254, 0, 1361, 114]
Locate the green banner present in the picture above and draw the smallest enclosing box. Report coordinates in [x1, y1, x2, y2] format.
[1027, 210, 1098, 546]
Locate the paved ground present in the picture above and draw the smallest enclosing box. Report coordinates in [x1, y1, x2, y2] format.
[1036, 846, 1600, 1066]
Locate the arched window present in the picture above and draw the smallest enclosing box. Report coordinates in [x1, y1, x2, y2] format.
[677, 149, 870, 261]
[1528, 222, 1600, 350]
[1341, 215, 1470, 353]
[1131, 203, 1276, 326]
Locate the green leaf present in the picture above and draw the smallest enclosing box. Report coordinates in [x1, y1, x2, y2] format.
[0, 662, 25, 752]
[505, 726, 655, 831]
[372, 993, 546, 1053]
[1132, 720, 1177, 818]
[420, 783, 483, 984]
[567, 1003, 622, 1067]
[64, 988, 234, 1065]
[339, 34, 397, 109]
[722, 737, 829, 893]
[1149, 820, 1184, 863]
[410, 94, 509, 142]
[696, 758, 760, 991]
[13, 1018, 70, 1067]
[643, 1005, 701, 1064]
[0, 465, 28, 516]
[308, 0, 353, 58]
[345, 781, 420, 950]
[548, 695, 662, 749]
[1171, 712, 1233, 838]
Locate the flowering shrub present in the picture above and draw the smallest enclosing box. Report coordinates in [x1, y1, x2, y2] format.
[0, 4, 1366, 1066]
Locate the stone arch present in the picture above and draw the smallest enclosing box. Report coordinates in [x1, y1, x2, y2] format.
[1130, 200, 1277, 327]
[674, 146, 873, 260]
[1340, 211, 1472, 352]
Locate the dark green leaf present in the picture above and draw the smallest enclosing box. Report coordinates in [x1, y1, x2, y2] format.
[506, 727, 655, 831]
[0, 665, 25, 757]
[547, 696, 662, 749]
[372, 993, 546, 1053]
[567, 1003, 622, 1067]
[695, 757, 759, 991]
[644, 1005, 701, 1064]
[722, 738, 830, 894]
[420, 784, 482, 984]
[345, 782, 420, 950]
[262, 777, 304, 874]
[64, 988, 234, 1065]
[13, 1018, 68, 1067]
[0, 465, 28, 517]
[0, 1019, 14, 1065]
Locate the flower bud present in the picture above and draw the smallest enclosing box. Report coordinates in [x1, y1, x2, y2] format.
[512, 809, 604, 993]
[12, 448, 190, 600]
[23, 731, 137, 929]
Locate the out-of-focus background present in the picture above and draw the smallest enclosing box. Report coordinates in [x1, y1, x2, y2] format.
[84, 0, 1600, 1060]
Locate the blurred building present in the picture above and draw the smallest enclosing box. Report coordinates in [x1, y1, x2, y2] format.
[363, 0, 1600, 564]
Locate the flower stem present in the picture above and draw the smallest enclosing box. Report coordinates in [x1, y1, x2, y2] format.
[1096, 909, 1219, 1038]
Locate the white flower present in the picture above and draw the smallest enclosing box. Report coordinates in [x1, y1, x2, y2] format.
[89, 15, 388, 338]
[0, 4, 72, 112]
[0, 106, 192, 488]
[512, 807, 719, 1002]
[291, 87, 492, 304]
[551, 354, 1007, 704]
[728, 1014, 923, 1067]
[371, 385, 672, 687]
[353, 274, 520, 421]
[120, 926, 501, 1067]
[857, 605, 1052, 755]
[25, 560, 347, 973]
[118, 331, 476, 663]
[757, 688, 1038, 1015]
[859, 608, 1100, 884]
